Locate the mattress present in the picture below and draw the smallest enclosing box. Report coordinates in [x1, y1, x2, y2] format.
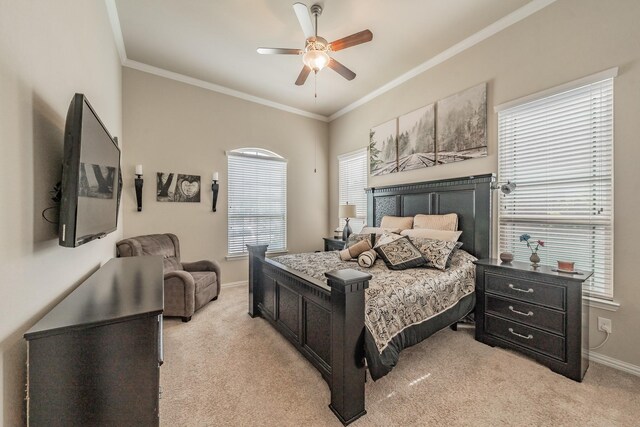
[273, 248, 477, 379]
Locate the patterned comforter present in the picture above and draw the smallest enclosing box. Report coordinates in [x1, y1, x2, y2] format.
[273, 249, 476, 353]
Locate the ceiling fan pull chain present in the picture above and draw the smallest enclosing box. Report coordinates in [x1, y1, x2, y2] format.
[314, 71, 317, 98]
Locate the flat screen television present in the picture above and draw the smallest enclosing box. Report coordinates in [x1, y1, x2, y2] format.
[59, 94, 121, 248]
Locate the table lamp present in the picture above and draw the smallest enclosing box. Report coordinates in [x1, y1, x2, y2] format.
[339, 203, 357, 241]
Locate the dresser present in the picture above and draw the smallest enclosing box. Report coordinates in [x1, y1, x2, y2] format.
[24, 256, 164, 426]
[323, 237, 345, 251]
[474, 259, 592, 381]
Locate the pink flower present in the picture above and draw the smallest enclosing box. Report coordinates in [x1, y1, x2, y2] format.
[538, 240, 545, 247]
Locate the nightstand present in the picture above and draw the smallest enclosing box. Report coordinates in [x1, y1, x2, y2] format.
[323, 237, 345, 251]
[474, 259, 593, 381]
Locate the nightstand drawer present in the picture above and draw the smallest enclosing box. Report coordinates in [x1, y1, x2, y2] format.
[486, 294, 565, 335]
[485, 314, 565, 361]
[485, 273, 565, 310]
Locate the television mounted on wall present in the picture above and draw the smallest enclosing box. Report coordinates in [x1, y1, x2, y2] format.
[58, 94, 121, 248]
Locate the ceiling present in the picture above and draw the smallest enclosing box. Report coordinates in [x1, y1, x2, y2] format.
[113, 0, 538, 119]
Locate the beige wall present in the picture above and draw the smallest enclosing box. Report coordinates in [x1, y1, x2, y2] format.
[0, 1, 123, 424]
[122, 68, 329, 283]
[329, 0, 640, 367]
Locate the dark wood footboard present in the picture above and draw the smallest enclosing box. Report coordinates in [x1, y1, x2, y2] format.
[247, 245, 371, 426]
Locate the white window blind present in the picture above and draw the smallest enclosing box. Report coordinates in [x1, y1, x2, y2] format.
[227, 148, 287, 256]
[338, 148, 368, 230]
[498, 77, 614, 299]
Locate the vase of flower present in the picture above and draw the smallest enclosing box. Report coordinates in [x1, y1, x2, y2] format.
[529, 253, 541, 267]
[520, 234, 544, 267]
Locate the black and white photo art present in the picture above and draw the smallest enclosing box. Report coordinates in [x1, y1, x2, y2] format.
[397, 104, 436, 172]
[370, 119, 398, 176]
[436, 83, 487, 164]
[157, 172, 201, 202]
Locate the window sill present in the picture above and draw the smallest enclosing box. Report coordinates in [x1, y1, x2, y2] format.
[583, 295, 620, 312]
[225, 250, 289, 261]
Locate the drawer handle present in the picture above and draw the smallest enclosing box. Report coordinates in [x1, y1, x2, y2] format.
[508, 305, 534, 317]
[508, 283, 534, 293]
[508, 327, 533, 340]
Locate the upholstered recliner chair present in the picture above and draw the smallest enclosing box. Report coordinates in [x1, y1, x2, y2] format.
[116, 233, 220, 322]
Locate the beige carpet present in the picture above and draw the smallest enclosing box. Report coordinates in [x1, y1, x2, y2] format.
[160, 284, 640, 426]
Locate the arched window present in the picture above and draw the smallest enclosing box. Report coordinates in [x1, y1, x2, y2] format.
[227, 148, 287, 256]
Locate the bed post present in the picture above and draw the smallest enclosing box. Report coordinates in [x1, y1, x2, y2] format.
[246, 244, 268, 318]
[325, 269, 372, 426]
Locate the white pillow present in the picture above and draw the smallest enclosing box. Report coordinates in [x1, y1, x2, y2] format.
[360, 226, 402, 235]
[380, 216, 414, 230]
[401, 228, 462, 242]
[413, 214, 458, 231]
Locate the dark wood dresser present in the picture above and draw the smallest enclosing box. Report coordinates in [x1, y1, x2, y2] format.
[474, 259, 592, 381]
[323, 237, 345, 251]
[24, 256, 164, 426]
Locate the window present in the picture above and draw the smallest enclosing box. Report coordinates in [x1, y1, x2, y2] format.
[338, 148, 368, 231]
[497, 72, 614, 299]
[227, 148, 287, 256]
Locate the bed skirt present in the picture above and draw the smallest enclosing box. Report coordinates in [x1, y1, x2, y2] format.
[365, 292, 476, 380]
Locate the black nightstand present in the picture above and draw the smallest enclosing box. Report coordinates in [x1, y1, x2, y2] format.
[323, 237, 345, 251]
[474, 259, 593, 381]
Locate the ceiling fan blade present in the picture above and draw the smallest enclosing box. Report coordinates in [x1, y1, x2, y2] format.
[293, 2, 315, 39]
[328, 58, 356, 81]
[295, 65, 312, 86]
[257, 47, 303, 55]
[329, 30, 373, 52]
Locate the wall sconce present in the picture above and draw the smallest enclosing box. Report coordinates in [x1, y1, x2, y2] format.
[135, 164, 143, 212]
[211, 171, 219, 212]
[492, 181, 516, 195]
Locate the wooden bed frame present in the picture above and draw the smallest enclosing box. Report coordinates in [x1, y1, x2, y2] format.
[247, 174, 494, 425]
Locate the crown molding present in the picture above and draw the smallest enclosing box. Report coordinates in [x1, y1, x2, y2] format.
[106, 0, 557, 123]
[328, 0, 557, 121]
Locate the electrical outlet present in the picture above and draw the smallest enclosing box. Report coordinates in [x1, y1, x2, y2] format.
[598, 317, 612, 333]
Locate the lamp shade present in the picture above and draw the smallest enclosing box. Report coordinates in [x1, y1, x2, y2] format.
[339, 204, 357, 219]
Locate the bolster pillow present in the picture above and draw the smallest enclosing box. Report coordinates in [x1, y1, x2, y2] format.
[357, 249, 377, 268]
[339, 239, 371, 261]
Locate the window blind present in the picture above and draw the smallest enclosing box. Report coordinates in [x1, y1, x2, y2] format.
[227, 149, 287, 256]
[498, 78, 614, 299]
[338, 148, 368, 230]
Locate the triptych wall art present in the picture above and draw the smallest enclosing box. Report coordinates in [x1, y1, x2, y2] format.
[370, 83, 487, 176]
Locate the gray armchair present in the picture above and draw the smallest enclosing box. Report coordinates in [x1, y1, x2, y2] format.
[116, 233, 220, 322]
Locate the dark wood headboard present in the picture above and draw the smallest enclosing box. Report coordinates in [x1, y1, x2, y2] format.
[366, 174, 494, 260]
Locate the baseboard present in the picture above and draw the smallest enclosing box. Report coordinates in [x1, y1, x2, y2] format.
[587, 351, 640, 377]
[221, 280, 248, 289]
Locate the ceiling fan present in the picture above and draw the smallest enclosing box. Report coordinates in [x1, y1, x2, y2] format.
[257, 2, 373, 86]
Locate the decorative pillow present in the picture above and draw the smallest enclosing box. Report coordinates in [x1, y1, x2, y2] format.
[410, 237, 458, 271]
[373, 232, 403, 248]
[413, 213, 458, 231]
[339, 239, 372, 261]
[357, 249, 377, 268]
[374, 236, 426, 270]
[401, 228, 462, 242]
[446, 241, 464, 268]
[346, 233, 375, 248]
[380, 216, 414, 230]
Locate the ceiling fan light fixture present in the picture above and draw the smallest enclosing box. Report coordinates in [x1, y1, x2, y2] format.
[303, 49, 329, 72]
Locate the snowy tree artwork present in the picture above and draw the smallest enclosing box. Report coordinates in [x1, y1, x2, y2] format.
[369, 119, 398, 176]
[436, 83, 487, 164]
[397, 104, 435, 172]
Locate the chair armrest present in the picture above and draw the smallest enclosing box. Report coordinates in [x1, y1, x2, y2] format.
[182, 260, 220, 276]
[164, 270, 195, 288]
